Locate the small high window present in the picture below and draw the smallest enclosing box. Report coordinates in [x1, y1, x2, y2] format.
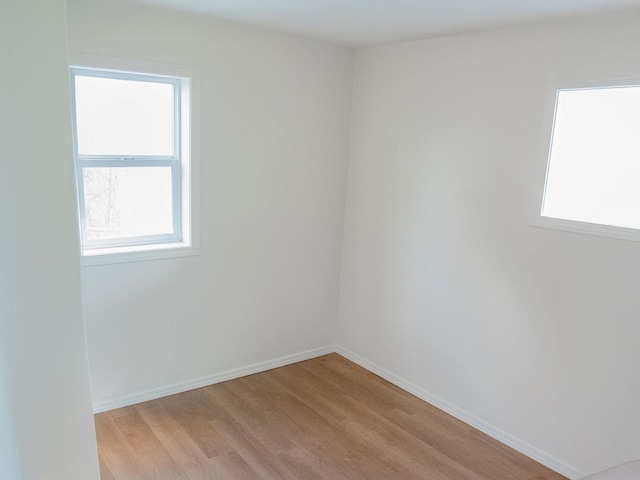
[536, 82, 640, 241]
[70, 57, 198, 264]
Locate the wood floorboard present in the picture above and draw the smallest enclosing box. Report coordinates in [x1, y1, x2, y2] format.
[135, 400, 215, 480]
[99, 459, 116, 480]
[262, 365, 476, 480]
[94, 353, 567, 480]
[114, 409, 190, 480]
[226, 378, 369, 480]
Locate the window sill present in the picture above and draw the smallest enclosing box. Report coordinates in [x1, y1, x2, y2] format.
[531, 215, 640, 243]
[81, 242, 199, 267]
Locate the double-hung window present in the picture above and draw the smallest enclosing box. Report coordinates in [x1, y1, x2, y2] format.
[70, 57, 198, 264]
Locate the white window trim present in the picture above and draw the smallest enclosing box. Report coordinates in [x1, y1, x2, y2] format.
[69, 53, 200, 266]
[531, 76, 640, 243]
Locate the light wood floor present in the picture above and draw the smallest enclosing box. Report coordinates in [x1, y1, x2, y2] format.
[95, 354, 567, 480]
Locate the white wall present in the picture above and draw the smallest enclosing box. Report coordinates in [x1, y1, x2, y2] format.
[0, 340, 20, 479]
[0, 1, 100, 479]
[338, 11, 640, 478]
[65, 0, 354, 408]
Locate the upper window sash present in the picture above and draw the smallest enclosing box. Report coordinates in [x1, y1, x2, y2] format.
[70, 67, 182, 160]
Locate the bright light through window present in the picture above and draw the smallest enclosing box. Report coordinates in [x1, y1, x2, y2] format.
[542, 85, 640, 231]
[75, 76, 174, 156]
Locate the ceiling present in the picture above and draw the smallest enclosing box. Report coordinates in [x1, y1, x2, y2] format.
[133, 0, 640, 47]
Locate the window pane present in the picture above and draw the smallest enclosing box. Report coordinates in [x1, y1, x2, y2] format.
[543, 86, 640, 229]
[75, 75, 174, 156]
[83, 167, 174, 242]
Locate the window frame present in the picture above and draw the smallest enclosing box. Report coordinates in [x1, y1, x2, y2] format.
[532, 77, 640, 243]
[69, 54, 200, 265]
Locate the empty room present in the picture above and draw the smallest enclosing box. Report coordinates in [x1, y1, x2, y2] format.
[2, 0, 640, 479]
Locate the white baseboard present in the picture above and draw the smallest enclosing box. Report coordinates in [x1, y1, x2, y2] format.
[92, 345, 334, 414]
[334, 345, 584, 480]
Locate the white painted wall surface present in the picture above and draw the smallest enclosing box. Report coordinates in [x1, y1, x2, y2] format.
[0, 1, 100, 479]
[0, 339, 20, 480]
[66, 0, 353, 407]
[337, 11, 640, 478]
